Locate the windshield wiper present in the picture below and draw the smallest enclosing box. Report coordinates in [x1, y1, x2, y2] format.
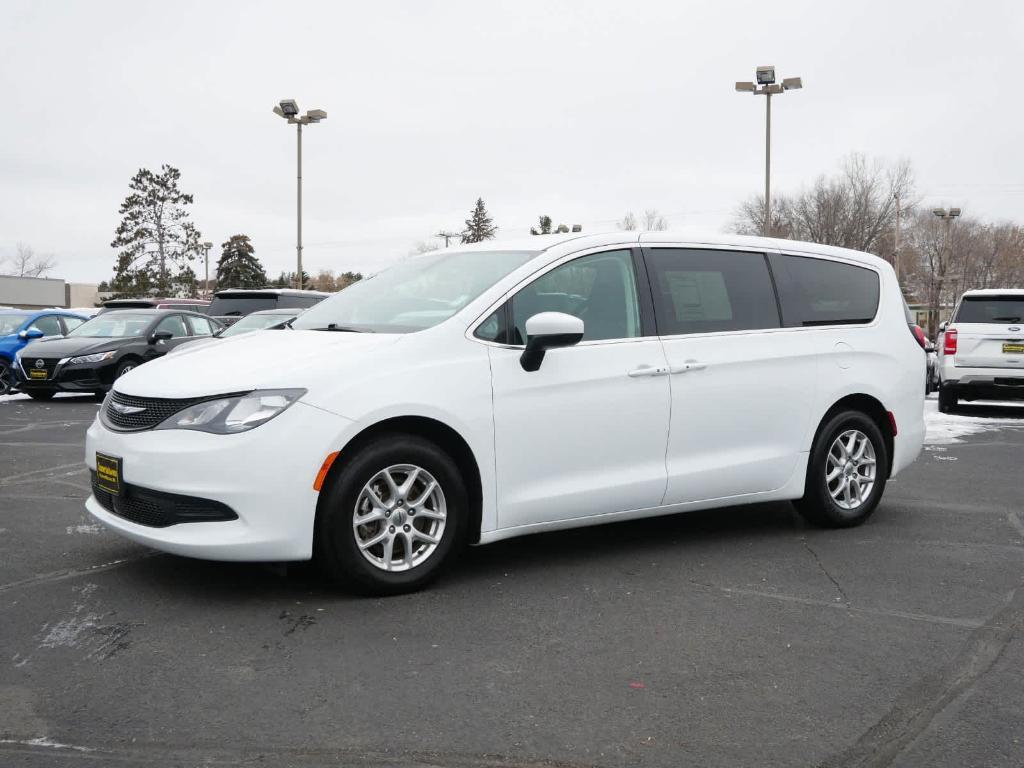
[312, 324, 371, 333]
[991, 316, 1022, 323]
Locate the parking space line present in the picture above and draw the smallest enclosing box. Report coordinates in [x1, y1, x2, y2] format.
[690, 581, 985, 629]
[0, 462, 86, 486]
[0, 553, 161, 594]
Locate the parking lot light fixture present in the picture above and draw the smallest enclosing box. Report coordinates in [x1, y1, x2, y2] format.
[202, 241, 213, 298]
[273, 99, 327, 290]
[735, 66, 804, 237]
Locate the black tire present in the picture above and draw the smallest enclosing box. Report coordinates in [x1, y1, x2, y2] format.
[0, 360, 13, 396]
[27, 391, 55, 402]
[315, 434, 468, 596]
[794, 410, 888, 528]
[938, 383, 957, 414]
[114, 359, 139, 379]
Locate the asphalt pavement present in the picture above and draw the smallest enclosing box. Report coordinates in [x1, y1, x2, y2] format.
[1, 394, 1022, 767]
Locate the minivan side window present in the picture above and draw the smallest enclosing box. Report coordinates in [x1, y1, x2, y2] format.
[769, 254, 880, 327]
[509, 250, 642, 343]
[645, 249, 780, 335]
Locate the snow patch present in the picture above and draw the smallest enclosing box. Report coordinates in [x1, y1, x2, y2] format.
[924, 398, 1024, 445]
[65, 523, 101, 535]
[0, 737, 94, 752]
[38, 584, 101, 650]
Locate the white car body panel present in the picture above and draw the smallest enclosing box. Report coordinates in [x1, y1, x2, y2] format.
[84, 230, 925, 562]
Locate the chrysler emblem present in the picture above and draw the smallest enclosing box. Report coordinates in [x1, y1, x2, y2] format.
[111, 402, 146, 415]
[35, 359, 44, 368]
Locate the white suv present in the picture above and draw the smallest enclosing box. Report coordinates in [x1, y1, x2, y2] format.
[85, 232, 925, 594]
[937, 288, 1024, 412]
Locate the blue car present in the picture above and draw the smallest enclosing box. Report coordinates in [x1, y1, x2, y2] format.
[0, 309, 90, 396]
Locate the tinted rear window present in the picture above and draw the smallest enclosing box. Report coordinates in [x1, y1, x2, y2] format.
[277, 294, 324, 309]
[207, 296, 280, 316]
[646, 249, 780, 335]
[954, 296, 1024, 324]
[769, 254, 879, 327]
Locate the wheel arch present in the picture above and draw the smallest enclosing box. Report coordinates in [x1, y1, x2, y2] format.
[317, 415, 485, 544]
[812, 393, 895, 477]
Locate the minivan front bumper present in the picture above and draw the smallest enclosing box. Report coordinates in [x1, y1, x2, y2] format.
[84, 400, 351, 561]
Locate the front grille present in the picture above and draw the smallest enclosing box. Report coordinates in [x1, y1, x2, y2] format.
[20, 357, 61, 380]
[104, 391, 211, 432]
[91, 472, 237, 527]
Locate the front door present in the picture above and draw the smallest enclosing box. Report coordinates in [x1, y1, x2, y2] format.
[644, 247, 818, 505]
[483, 248, 671, 530]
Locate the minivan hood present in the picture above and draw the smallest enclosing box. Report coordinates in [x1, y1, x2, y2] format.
[115, 329, 403, 398]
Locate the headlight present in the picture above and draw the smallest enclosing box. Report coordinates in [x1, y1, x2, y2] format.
[155, 389, 306, 434]
[68, 351, 116, 365]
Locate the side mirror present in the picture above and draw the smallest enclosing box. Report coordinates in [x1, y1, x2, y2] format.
[520, 312, 584, 372]
[938, 321, 948, 332]
[19, 328, 44, 340]
[149, 330, 174, 345]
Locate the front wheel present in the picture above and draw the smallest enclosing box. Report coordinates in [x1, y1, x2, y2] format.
[315, 435, 468, 595]
[114, 359, 138, 379]
[794, 410, 888, 528]
[0, 360, 14, 396]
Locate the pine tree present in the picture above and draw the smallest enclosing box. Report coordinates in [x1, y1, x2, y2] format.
[530, 215, 553, 235]
[110, 165, 203, 296]
[461, 198, 497, 244]
[215, 235, 267, 289]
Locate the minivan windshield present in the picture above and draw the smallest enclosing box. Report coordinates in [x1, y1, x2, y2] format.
[955, 296, 1024, 324]
[67, 312, 157, 338]
[292, 250, 538, 333]
[0, 313, 30, 335]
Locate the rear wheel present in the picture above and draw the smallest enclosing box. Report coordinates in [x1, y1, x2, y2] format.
[315, 435, 468, 595]
[938, 383, 958, 414]
[27, 391, 55, 402]
[795, 410, 888, 528]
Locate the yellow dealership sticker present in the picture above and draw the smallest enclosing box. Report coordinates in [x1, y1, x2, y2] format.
[95, 453, 122, 496]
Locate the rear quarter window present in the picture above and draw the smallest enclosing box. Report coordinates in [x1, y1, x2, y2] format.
[769, 254, 880, 327]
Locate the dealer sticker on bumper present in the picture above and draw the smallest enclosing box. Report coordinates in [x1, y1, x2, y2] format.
[95, 453, 123, 496]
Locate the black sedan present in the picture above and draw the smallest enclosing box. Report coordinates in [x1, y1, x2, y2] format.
[15, 310, 221, 400]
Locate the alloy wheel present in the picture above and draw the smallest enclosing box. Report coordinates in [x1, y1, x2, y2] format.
[825, 429, 877, 510]
[352, 464, 447, 572]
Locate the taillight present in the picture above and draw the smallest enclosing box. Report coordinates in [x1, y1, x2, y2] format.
[944, 328, 958, 355]
[910, 324, 927, 349]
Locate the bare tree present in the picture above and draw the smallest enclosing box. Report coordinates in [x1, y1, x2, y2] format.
[900, 212, 1024, 336]
[1, 243, 57, 278]
[733, 153, 915, 254]
[410, 239, 440, 255]
[643, 209, 669, 231]
[618, 209, 668, 231]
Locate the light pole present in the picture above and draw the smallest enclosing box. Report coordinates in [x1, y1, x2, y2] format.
[736, 66, 803, 237]
[202, 241, 213, 298]
[273, 99, 327, 290]
[932, 207, 961, 336]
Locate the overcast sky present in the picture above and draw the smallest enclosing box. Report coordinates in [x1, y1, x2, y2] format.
[1, 0, 1022, 283]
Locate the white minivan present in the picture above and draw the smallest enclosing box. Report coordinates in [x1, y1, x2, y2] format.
[85, 232, 925, 594]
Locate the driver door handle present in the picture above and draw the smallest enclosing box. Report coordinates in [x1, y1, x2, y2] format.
[628, 365, 669, 378]
[670, 359, 707, 374]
